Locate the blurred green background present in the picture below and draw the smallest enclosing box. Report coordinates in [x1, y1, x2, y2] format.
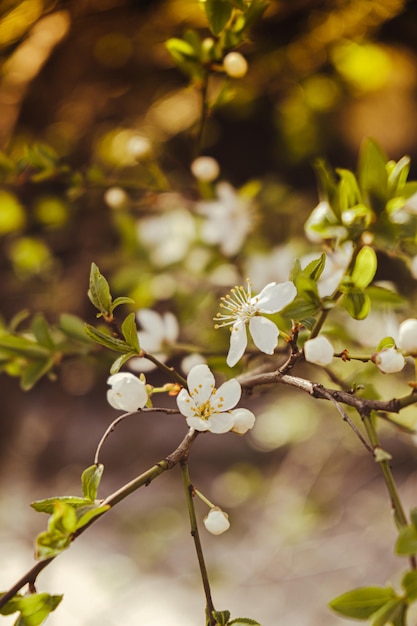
[1, 1, 417, 624]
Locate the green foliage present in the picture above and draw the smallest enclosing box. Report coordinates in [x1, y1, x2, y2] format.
[329, 586, 398, 620]
[0, 592, 62, 626]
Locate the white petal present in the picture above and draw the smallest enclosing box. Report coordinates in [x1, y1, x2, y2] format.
[231, 408, 256, 434]
[211, 378, 241, 412]
[226, 321, 248, 367]
[163, 312, 179, 342]
[249, 317, 279, 354]
[137, 309, 165, 338]
[207, 412, 235, 434]
[204, 508, 230, 534]
[107, 374, 148, 412]
[304, 336, 334, 366]
[374, 348, 405, 373]
[255, 281, 297, 313]
[186, 416, 210, 431]
[187, 364, 215, 405]
[176, 388, 196, 419]
[129, 356, 159, 372]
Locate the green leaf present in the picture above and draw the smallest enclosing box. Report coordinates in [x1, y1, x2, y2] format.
[0, 335, 50, 359]
[212, 609, 230, 625]
[81, 464, 104, 501]
[165, 38, 197, 63]
[205, 0, 233, 35]
[31, 496, 92, 514]
[31, 314, 55, 349]
[329, 586, 396, 620]
[20, 357, 55, 391]
[387, 156, 410, 197]
[84, 324, 130, 352]
[121, 312, 140, 352]
[341, 286, 370, 320]
[0, 593, 62, 625]
[88, 263, 112, 317]
[35, 501, 78, 559]
[358, 138, 388, 213]
[376, 336, 396, 351]
[370, 598, 404, 626]
[337, 168, 362, 212]
[351, 246, 377, 288]
[111, 296, 135, 312]
[237, 0, 269, 31]
[110, 351, 138, 374]
[302, 253, 326, 282]
[402, 570, 417, 602]
[58, 313, 94, 343]
[229, 619, 261, 625]
[396, 525, 417, 556]
[75, 504, 110, 530]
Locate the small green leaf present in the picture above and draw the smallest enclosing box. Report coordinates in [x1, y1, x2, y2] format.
[75, 504, 110, 530]
[205, 0, 233, 35]
[110, 351, 138, 374]
[31, 496, 91, 514]
[358, 138, 388, 213]
[58, 313, 93, 343]
[81, 464, 104, 501]
[229, 619, 261, 625]
[337, 168, 362, 212]
[302, 253, 326, 282]
[31, 314, 55, 349]
[341, 286, 370, 320]
[121, 312, 140, 352]
[0, 592, 62, 625]
[376, 336, 396, 351]
[370, 598, 404, 626]
[402, 570, 417, 602]
[88, 263, 112, 317]
[396, 525, 417, 556]
[0, 335, 50, 359]
[84, 324, 130, 353]
[165, 38, 197, 63]
[351, 246, 377, 289]
[111, 296, 135, 312]
[329, 586, 395, 620]
[21, 358, 55, 391]
[212, 609, 230, 625]
[35, 501, 78, 559]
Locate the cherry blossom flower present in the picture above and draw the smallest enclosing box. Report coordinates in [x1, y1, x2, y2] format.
[215, 280, 297, 367]
[176, 364, 254, 434]
[107, 373, 148, 412]
[397, 318, 417, 355]
[304, 336, 334, 366]
[204, 507, 230, 535]
[196, 182, 253, 257]
[130, 309, 179, 372]
[373, 347, 405, 374]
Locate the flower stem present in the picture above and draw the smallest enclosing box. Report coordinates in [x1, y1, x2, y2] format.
[181, 460, 216, 625]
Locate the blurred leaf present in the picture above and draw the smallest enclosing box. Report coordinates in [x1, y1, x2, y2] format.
[370, 598, 405, 626]
[0, 592, 62, 626]
[121, 312, 140, 352]
[237, 0, 269, 31]
[75, 504, 110, 530]
[337, 168, 362, 211]
[0, 335, 50, 359]
[58, 313, 94, 344]
[329, 586, 396, 620]
[31, 315, 55, 350]
[402, 570, 417, 602]
[35, 502, 78, 560]
[229, 619, 261, 625]
[211, 609, 230, 625]
[205, 0, 233, 35]
[31, 497, 92, 514]
[396, 525, 417, 556]
[358, 138, 388, 213]
[20, 357, 55, 391]
[341, 286, 370, 320]
[81, 464, 104, 501]
[166, 38, 197, 63]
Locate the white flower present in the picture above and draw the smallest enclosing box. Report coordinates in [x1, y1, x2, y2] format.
[197, 182, 253, 257]
[130, 309, 179, 372]
[204, 507, 230, 535]
[191, 156, 220, 182]
[223, 52, 248, 78]
[215, 280, 297, 367]
[230, 408, 256, 434]
[397, 318, 417, 355]
[176, 364, 253, 434]
[107, 373, 148, 412]
[373, 347, 405, 373]
[304, 336, 334, 366]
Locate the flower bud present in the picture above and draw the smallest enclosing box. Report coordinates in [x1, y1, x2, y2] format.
[128, 135, 152, 160]
[373, 347, 405, 373]
[204, 507, 230, 535]
[397, 318, 417, 356]
[304, 336, 334, 366]
[191, 156, 220, 182]
[107, 372, 148, 412]
[104, 187, 128, 210]
[231, 408, 255, 435]
[223, 52, 248, 78]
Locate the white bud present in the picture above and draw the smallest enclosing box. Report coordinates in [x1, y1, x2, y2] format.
[231, 408, 255, 435]
[104, 187, 128, 210]
[203, 507, 230, 535]
[128, 135, 152, 160]
[223, 52, 248, 78]
[304, 336, 334, 366]
[373, 347, 405, 373]
[107, 373, 148, 412]
[191, 156, 220, 182]
[397, 319, 417, 356]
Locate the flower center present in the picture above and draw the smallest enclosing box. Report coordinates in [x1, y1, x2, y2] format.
[193, 399, 214, 420]
[214, 280, 259, 329]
